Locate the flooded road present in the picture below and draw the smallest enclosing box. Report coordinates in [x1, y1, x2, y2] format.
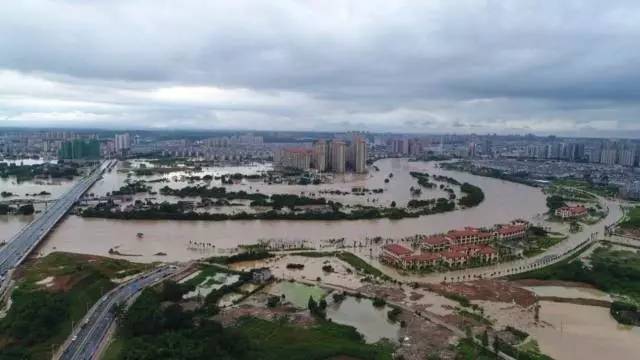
[529, 301, 640, 360]
[39, 158, 548, 261]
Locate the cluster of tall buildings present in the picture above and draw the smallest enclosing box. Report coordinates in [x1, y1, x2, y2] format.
[203, 134, 263, 147]
[275, 136, 368, 173]
[589, 142, 637, 167]
[525, 142, 585, 162]
[58, 139, 100, 159]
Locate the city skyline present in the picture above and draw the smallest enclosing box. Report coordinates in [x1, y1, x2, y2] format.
[2, 1, 640, 137]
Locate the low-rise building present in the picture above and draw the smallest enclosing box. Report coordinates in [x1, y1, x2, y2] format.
[555, 205, 588, 219]
[381, 243, 413, 267]
[495, 224, 527, 241]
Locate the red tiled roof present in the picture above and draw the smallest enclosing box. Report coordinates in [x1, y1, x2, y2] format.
[497, 224, 527, 235]
[423, 235, 451, 246]
[382, 244, 413, 256]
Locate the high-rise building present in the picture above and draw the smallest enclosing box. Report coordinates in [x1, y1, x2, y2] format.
[600, 148, 617, 166]
[350, 136, 367, 173]
[620, 148, 636, 167]
[313, 140, 328, 172]
[276, 148, 312, 170]
[58, 139, 100, 159]
[115, 133, 131, 152]
[331, 140, 346, 173]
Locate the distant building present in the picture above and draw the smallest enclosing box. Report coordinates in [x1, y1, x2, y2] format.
[348, 135, 368, 173]
[114, 133, 131, 153]
[330, 140, 346, 173]
[58, 139, 100, 159]
[600, 149, 617, 166]
[313, 140, 328, 172]
[620, 148, 636, 167]
[276, 147, 312, 170]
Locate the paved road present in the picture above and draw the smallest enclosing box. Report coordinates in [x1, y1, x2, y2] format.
[0, 161, 110, 280]
[60, 266, 177, 360]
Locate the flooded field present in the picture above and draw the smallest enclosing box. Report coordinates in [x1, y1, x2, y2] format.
[39, 158, 548, 261]
[529, 301, 640, 360]
[266, 281, 327, 308]
[326, 296, 401, 343]
[525, 286, 611, 301]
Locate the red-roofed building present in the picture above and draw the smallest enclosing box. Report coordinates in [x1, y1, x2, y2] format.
[404, 253, 441, 269]
[446, 227, 495, 245]
[421, 234, 451, 252]
[555, 205, 588, 219]
[381, 244, 414, 267]
[496, 224, 528, 241]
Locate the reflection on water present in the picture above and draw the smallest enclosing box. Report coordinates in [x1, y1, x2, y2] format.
[40, 158, 548, 262]
[326, 296, 401, 343]
[529, 301, 640, 360]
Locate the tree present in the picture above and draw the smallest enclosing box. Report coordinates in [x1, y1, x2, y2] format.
[161, 280, 187, 302]
[390, 201, 396, 208]
[546, 195, 566, 213]
[17, 204, 35, 215]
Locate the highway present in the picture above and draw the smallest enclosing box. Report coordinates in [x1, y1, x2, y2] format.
[59, 266, 177, 360]
[0, 161, 109, 279]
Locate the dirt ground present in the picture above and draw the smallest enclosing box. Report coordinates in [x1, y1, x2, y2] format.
[215, 303, 316, 327]
[424, 279, 537, 307]
[396, 310, 458, 360]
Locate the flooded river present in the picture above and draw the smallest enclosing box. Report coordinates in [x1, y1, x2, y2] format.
[38, 158, 548, 261]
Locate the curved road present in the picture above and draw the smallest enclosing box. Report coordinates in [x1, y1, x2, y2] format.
[59, 266, 177, 360]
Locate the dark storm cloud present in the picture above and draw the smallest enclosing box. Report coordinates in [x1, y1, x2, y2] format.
[1, 0, 640, 134]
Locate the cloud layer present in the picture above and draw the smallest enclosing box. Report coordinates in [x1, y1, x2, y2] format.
[2, 0, 640, 135]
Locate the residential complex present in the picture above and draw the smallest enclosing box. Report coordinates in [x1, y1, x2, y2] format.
[381, 222, 528, 270]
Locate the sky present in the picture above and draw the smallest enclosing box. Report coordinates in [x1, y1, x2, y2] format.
[1, 0, 640, 136]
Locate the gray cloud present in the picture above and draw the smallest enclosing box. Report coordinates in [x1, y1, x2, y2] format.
[1, 0, 640, 135]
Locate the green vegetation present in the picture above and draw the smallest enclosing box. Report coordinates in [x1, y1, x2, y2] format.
[109, 286, 393, 360]
[620, 206, 640, 229]
[207, 250, 274, 265]
[553, 178, 618, 198]
[110, 180, 151, 196]
[235, 317, 393, 360]
[0, 161, 80, 182]
[512, 246, 640, 305]
[410, 171, 435, 188]
[546, 195, 566, 213]
[523, 233, 567, 257]
[335, 252, 391, 280]
[458, 183, 485, 207]
[454, 338, 494, 360]
[610, 301, 640, 326]
[0, 252, 148, 359]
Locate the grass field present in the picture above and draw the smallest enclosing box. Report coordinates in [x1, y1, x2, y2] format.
[0, 252, 148, 359]
[235, 317, 394, 360]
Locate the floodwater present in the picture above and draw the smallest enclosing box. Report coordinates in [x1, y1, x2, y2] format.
[0, 215, 34, 244]
[529, 301, 640, 360]
[40, 158, 548, 262]
[524, 286, 611, 301]
[326, 296, 401, 343]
